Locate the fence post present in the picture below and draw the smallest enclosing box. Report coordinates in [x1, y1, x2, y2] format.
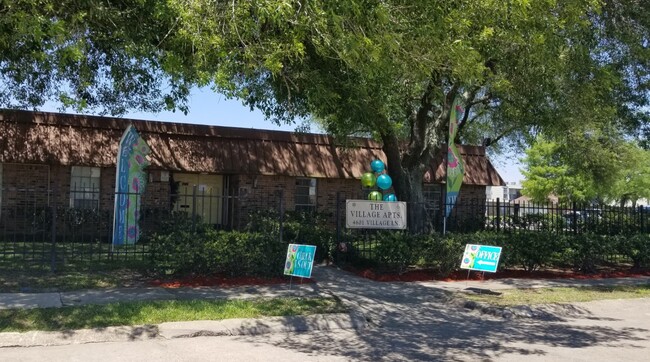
[572, 201, 578, 235]
[278, 189, 284, 244]
[336, 192, 341, 246]
[496, 198, 501, 232]
[49, 197, 57, 273]
[639, 205, 644, 233]
[191, 185, 197, 231]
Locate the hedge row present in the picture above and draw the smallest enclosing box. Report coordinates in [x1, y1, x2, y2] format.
[349, 231, 650, 275]
[146, 211, 336, 277]
[144, 212, 649, 278]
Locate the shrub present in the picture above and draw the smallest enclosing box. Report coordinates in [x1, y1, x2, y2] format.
[618, 234, 650, 269]
[564, 233, 617, 273]
[148, 212, 289, 277]
[148, 229, 211, 275]
[373, 231, 419, 274]
[418, 233, 464, 277]
[206, 230, 287, 276]
[246, 210, 335, 263]
[504, 232, 566, 271]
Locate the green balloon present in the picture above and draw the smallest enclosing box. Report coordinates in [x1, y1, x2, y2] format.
[368, 191, 382, 200]
[361, 172, 376, 188]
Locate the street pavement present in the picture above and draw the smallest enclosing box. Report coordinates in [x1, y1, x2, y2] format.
[0, 266, 649, 361]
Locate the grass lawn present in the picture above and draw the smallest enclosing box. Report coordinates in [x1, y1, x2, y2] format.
[0, 268, 152, 292]
[0, 297, 346, 332]
[464, 284, 650, 306]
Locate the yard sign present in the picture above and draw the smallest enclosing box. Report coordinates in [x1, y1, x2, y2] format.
[112, 125, 151, 246]
[460, 244, 502, 273]
[284, 244, 317, 278]
[445, 97, 465, 218]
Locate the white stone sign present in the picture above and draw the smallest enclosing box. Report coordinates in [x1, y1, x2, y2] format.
[346, 200, 407, 229]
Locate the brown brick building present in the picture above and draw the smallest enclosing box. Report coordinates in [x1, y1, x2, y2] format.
[0, 109, 504, 229]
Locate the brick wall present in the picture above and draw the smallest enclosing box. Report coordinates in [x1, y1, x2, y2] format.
[1, 162, 489, 229]
[1, 163, 51, 207]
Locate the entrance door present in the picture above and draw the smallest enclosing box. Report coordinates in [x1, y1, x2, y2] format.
[173, 173, 223, 225]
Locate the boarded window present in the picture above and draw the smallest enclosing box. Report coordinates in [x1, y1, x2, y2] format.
[295, 178, 317, 213]
[70, 166, 100, 209]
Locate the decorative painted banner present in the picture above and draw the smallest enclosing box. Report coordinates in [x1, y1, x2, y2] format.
[460, 244, 503, 273]
[346, 200, 407, 229]
[112, 125, 151, 246]
[284, 244, 317, 278]
[446, 97, 465, 217]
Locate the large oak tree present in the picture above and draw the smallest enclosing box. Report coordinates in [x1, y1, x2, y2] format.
[2, 1, 649, 202]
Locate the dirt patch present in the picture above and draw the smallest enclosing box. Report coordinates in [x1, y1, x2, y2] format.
[150, 275, 315, 288]
[345, 266, 650, 283]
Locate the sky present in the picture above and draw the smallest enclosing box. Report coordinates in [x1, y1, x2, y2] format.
[42, 86, 524, 183]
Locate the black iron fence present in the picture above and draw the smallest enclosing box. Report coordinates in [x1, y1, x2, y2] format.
[3, 186, 648, 272]
[0, 187, 255, 271]
[335, 196, 650, 236]
[482, 199, 649, 235]
[334, 195, 650, 264]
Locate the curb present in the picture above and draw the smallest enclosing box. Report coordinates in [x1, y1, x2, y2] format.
[0, 312, 366, 348]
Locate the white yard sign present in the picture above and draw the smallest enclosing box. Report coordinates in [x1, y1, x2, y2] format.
[346, 200, 407, 230]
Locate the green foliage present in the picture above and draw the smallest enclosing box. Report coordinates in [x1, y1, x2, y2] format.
[206, 230, 287, 277]
[504, 232, 568, 272]
[4, 1, 648, 202]
[0, 0, 191, 114]
[373, 231, 419, 274]
[0, 297, 345, 332]
[148, 224, 286, 277]
[418, 233, 464, 277]
[522, 137, 650, 205]
[564, 234, 618, 273]
[355, 230, 643, 276]
[618, 234, 650, 269]
[521, 138, 598, 203]
[245, 210, 335, 263]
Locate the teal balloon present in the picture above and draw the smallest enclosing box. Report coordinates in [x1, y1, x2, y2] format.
[370, 159, 385, 173]
[368, 191, 382, 201]
[361, 172, 376, 187]
[383, 194, 397, 202]
[376, 174, 392, 190]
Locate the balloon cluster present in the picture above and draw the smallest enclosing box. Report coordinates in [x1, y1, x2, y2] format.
[361, 159, 397, 201]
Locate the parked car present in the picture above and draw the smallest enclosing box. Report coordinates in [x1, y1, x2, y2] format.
[562, 209, 602, 227]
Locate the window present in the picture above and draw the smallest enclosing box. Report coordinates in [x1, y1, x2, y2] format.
[70, 166, 100, 209]
[423, 184, 442, 211]
[295, 178, 317, 212]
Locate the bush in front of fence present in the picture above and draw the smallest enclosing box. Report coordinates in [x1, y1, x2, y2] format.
[147, 209, 337, 277]
[417, 233, 464, 277]
[373, 231, 420, 274]
[349, 230, 649, 276]
[617, 234, 650, 270]
[148, 228, 287, 277]
[245, 210, 336, 264]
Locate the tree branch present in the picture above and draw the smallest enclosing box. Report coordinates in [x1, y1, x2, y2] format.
[484, 126, 516, 147]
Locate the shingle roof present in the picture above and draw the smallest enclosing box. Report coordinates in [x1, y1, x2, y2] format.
[1, 109, 504, 186]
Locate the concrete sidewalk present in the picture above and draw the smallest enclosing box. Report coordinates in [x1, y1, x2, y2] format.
[0, 283, 322, 310]
[1, 269, 649, 310]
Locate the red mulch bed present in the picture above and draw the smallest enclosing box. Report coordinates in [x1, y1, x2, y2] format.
[346, 266, 650, 283]
[150, 275, 315, 288]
